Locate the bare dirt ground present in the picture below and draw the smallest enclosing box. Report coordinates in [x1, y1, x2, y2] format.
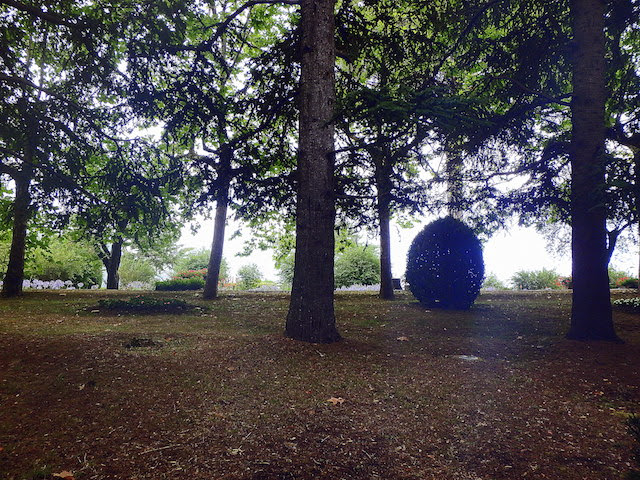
[1, 290, 639, 480]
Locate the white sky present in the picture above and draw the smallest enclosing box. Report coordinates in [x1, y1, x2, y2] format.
[180, 215, 639, 285]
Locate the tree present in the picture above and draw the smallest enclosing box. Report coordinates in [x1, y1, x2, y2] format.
[566, 0, 619, 341]
[237, 263, 262, 290]
[125, 1, 296, 300]
[334, 244, 380, 288]
[0, 1, 141, 296]
[285, 0, 341, 343]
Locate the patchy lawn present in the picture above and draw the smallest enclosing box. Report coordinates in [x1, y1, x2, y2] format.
[0, 290, 639, 480]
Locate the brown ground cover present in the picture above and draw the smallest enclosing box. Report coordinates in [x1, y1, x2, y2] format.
[0, 290, 639, 480]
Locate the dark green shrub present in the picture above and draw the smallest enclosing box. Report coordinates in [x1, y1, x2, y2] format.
[96, 295, 199, 313]
[620, 278, 639, 289]
[155, 277, 204, 291]
[405, 216, 484, 310]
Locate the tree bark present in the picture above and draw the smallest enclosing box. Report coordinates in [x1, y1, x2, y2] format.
[374, 152, 394, 300]
[566, 0, 619, 341]
[285, 0, 340, 343]
[2, 173, 32, 297]
[635, 150, 640, 294]
[203, 156, 231, 300]
[446, 152, 464, 220]
[105, 238, 123, 290]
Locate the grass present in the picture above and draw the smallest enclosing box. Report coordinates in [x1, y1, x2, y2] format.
[0, 289, 639, 479]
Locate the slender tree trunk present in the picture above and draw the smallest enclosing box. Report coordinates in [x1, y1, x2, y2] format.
[203, 173, 230, 300]
[105, 238, 123, 290]
[285, 0, 340, 343]
[374, 153, 394, 300]
[567, 0, 619, 341]
[2, 174, 32, 297]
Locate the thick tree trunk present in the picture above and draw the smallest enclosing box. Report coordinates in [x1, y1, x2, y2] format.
[635, 150, 640, 294]
[105, 239, 123, 290]
[567, 0, 619, 341]
[285, 0, 340, 343]
[203, 178, 229, 300]
[375, 154, 394, 300]
[2, 174, 32, 297]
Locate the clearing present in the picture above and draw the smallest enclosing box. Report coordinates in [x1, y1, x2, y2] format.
[0, 290, 639, 479]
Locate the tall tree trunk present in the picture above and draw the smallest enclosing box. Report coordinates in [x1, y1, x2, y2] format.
[105, 238, 123, 290]
[374, 153, 394, 300]
[567, 0, 619, 341]
[285, 0, 340, 343]
[2, 173, 32, 297]
[635, 150, 640, 294]
[203, 168, 230, 300]
[446, 153, 464, 220]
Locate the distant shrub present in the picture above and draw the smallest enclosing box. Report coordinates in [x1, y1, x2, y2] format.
[619, 278, 639, 289]
[237, 263, 262, 290]
[334, 245, 380, 288]
[174, 268, 207, 280]
[155, 277, 204, 291]
[96, 295, 199, 313]
[559, 276, 573, 289]
[609, 267, 632, 288]
[405, 217, 484, 310]
[510, 268, 560, 290]
[482, 273, 508, 290]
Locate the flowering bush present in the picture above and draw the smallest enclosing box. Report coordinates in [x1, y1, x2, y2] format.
[155, 277, 204, 291]
[173, 269, 207, 280]
[2, 279, 98, 290]
[612, 297, 640, 310]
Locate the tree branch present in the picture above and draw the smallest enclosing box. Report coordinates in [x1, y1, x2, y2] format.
[0, 0, 79, 29]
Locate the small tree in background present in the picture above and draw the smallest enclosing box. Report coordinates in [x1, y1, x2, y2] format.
[334, 245, 380, 288]
[406, 217, 484, 310]
[511, 269, 561, 290]
[118, 252, 157, 288]
[237, 264, 262, 290]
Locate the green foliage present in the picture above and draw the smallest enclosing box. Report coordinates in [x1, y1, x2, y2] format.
[173, 249, 228, 283]
[334, 245, 380, 288]
[237, 263, 262, 290]
[482, 273, 508, 290]
[118, 252, 157, 287]
[155, 277, 204, 291]
[18, 236, 102, 287]
[277, 252, 295, 286]
[609, 267, 635, 288]
[96, 295, 199, 313]
[619, 278, 640, 289]
[405, 217, 484, 310]
[174, 268, 207, 280]
[510, 269, 561, 290]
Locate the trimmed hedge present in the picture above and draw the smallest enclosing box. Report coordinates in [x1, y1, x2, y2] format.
[406, 216, 484, 310]
[155, 277, 204, 291]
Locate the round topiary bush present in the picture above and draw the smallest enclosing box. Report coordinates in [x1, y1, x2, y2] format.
[406, 216, 484, 309]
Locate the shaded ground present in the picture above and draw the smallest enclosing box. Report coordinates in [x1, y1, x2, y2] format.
[0, 290, 639, 479]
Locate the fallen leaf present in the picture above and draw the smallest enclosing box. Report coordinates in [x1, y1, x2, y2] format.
[396, 336, 409, 341]
[327, 397, 345, 405]
[53, 471, 75, 480]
